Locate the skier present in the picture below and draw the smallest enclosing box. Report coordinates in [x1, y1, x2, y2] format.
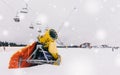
[3, 46, 5, 51]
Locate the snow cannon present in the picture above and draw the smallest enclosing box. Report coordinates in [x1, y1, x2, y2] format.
[9, 29, 61, 69]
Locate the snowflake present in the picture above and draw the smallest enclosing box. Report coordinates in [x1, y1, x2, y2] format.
[103, 0, 107, 3]
[30, 33, 33, 36]
[95, 17, 99, 21]
[72, 27, 75, 31]
[117, 4, 120, 8]
[53, 5, 57, 8]
[0, 15, 3, 21]
[3, 30, 8, 36]
[95, 29, 107, 40]
[64, 21, 70, 27]
[63, 8, 66, 11]
[110, 7, 116, 13]
[36, 14, 48, 25]
[18, 13, 25, 20]
[70, 43, 74, 46]
[24, 0, 30, 3]
[84, 1, 101, 14]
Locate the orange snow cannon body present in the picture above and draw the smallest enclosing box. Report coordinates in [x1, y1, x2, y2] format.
[9, 42, 36, 69]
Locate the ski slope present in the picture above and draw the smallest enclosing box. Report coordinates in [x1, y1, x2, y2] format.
[0, 47, 120, 75]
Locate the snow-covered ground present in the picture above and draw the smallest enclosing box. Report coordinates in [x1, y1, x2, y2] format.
[0, 47, 120, 75]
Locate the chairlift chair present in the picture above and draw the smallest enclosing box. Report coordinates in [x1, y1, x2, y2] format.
[14, 16, 20, 22]
[38, 29, 42, 33]
[20, 7, 28, 14]
[29, 25, 34, 29]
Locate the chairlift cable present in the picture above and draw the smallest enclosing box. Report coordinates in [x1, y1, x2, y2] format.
[56, 0, 81, 46]
[55, 7, 77, 47]
[57, 0, 81, 33]
[57, 6, 79, 33]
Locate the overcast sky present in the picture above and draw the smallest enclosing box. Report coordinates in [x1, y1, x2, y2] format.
[0, 0, 120, 46]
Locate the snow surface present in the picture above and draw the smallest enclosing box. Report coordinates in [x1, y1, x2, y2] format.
[0, 47, 120, 75]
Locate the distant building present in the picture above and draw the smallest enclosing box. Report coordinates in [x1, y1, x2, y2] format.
[80, 42, 92, 48]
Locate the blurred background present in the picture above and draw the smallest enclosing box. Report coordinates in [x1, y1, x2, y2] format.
[0, 0, 120, 46]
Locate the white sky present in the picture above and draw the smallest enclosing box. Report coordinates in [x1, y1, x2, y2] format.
[0, 0, 120, 46]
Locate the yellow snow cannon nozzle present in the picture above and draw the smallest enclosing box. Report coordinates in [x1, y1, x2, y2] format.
[38, 29, 58, 48]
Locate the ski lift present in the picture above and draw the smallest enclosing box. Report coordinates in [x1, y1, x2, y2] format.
[37, 27, 42, 33]
[29, 26, 34, 29]
[38, 29, 42, 33]
[14, 15, 20, 22]
[29, 25, 34, 29]
[13, 10, 21, 22]
[20, 3, 28, 14]
[20, 7, 28, 14]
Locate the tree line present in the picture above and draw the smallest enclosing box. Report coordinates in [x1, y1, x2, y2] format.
[0, 41, 26, 47]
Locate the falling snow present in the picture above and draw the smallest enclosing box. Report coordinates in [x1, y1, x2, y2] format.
[63, 21, 70, 27]
[117, 4, 120, 8]
[83, 0, 101, 14]
[103, 0, 108, 3]
[95, 29, 107, 40]
[36, 14, 48, 25]
[110, 7, 116, 13]
[53, 5, 57, 8]
[0, 0, 120, 75]
[3, 30, 9, 36]
[18, 13, 25, 20]
[24, 0, 30, 3]
[71, 27, 75, 31]
[0, 15, 3, 21]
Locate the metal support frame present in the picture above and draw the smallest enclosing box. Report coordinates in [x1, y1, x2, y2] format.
[26, 44, 55, 64]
